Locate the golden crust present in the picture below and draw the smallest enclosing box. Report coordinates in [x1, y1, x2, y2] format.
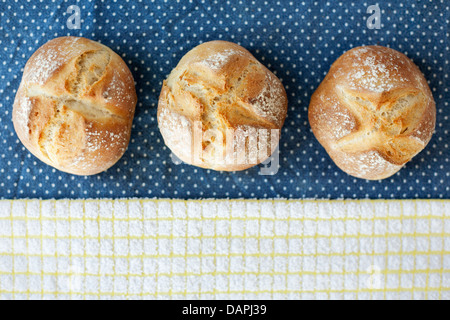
[12, 36, 137, 175]
[309, 45, 436, 180]
[157, 41, 288, 171]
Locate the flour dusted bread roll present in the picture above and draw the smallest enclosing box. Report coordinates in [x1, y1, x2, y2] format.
[158, 41, 288, 171]
[13, 37, 137, 175]
[309, 46, 436, 180]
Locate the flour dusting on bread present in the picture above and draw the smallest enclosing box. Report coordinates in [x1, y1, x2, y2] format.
[14, 93, 33, 130]
[25, 37, 82, 85]
[344, 47, 410, 93]
[251, 71, 286, 125]
[201, 48, 242, 71]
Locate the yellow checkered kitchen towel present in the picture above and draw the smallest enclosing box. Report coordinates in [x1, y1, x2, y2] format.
[0, 199, 449, 300]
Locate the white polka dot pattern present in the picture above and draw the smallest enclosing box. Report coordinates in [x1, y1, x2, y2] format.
[0, 1, 448, 199]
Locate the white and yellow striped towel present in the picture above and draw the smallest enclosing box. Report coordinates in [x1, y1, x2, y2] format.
[0, 199, 449, 300]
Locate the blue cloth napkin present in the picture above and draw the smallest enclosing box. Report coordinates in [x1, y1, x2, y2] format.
[0, 0, 448, 200]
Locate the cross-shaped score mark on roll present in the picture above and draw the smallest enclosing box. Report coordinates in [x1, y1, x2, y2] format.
[26, 86, 122, 121]
[335, 86, 427, 164]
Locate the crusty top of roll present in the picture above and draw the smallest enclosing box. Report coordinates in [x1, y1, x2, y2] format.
[158, 41, 288, 171]
[13, 36, 137, 175]
[309, 45, 436, 180]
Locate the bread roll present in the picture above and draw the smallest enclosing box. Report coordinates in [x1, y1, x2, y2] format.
[157, 41, 288, 171]
[309, 46, 436, 180]
[13, 36, 137, 176]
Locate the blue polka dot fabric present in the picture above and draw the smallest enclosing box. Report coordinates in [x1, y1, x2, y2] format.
[0, 0, 448, 200]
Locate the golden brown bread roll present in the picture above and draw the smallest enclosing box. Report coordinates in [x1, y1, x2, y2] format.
[13, 36, 137, 176]
[157, 41, 288, 171]
[309, 46, 436, 180]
